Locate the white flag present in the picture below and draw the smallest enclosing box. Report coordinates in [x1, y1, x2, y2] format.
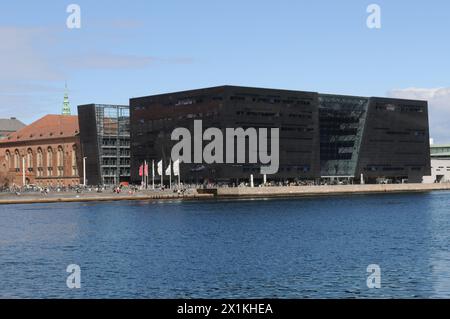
[165, 163, 172, 176]
[152, 160, 155, 177]
[157, 160, 163, 176]
[173, 159, 180, 176]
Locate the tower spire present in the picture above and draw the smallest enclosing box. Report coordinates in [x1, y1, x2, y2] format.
[62, 82, 71, 115]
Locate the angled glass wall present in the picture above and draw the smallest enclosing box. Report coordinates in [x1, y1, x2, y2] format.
[319, 95, 369, 178]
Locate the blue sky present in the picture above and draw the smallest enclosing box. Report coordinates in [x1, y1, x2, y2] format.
[1, 0, 450, 142]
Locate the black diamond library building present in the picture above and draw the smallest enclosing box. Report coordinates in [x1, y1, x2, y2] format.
[129, 86, 431, 185]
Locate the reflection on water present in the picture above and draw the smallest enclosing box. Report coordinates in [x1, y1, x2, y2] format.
[431, 252, 450, 298]
[0, 191, 449, 298]
[427, 194, 450, 298]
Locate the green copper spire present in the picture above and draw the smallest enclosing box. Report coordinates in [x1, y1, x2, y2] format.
[62, 82, 71, 115]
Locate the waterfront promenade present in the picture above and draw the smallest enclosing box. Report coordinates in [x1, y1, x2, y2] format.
[0, 189, 213, 205]
[212, 183, 450, 198]
[1, 183, 450, 205]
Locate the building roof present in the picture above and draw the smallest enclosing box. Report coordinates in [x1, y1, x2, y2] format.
[130, 85, 318, 102]
[431, 154, 450, 158]
[430, 144, 450, 158]
[129, 85, 428, 103]
[0, 118, 26, 133]
[0, 115, 79, 144]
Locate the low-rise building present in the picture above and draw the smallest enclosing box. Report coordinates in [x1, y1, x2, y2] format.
[0, 117, 26, 140]
[423, 144, 450, 183]
[0, 115, 82, 187]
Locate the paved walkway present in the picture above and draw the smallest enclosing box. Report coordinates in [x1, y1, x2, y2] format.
[0, 190, 212, 205]
[2, 183, 450, 205]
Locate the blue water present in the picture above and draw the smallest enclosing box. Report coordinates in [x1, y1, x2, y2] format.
[1, 191, 450, 299]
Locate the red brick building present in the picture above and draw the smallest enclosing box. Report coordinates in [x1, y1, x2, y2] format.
[0, 115, 82, 187]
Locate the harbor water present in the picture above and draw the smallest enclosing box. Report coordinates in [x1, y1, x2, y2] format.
[1, 191, 450, 298]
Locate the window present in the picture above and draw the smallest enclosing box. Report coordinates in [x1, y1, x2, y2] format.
[57, 146, 64, 177]
[5, 150, 11, 170]
[47, 147, 53, 176]
[36, 148, 43, 177]
[72, 145, 78, 176]
[27, 149, 33, 171]
[14, 150, 20, 171]
[37, 148, 43, 167]
[57, 146, 64, 166]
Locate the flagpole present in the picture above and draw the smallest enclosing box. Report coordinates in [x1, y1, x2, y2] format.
[141, 161, 144, 189]
[146, 160, 149, 189]
[169, 159, 172, 190]
[152, 160, 155, 190]
[161, 160, 163, 189]
[144, 160, 147, 189]
[178, 162, 181, 188]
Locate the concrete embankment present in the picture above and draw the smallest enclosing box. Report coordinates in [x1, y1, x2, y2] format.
[2, 184, 450, 205]
[210, 183, 450, 198]
[0, 191, 213, 205]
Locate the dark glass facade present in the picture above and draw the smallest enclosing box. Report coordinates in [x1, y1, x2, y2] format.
[318, 95, 431, 183]
[78, 104, 130, 186]
[356, 97, 431, 183]
[130, 86, 320, 184]
[319, 94, 369, 178]
[129, 86, 431, 184]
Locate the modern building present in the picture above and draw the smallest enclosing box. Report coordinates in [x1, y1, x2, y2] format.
[130, 86, 321, 184]
[319, 94, 369, 180]
[0, 117, 26, 140]
[129, 85, 431, 185]
[319, 95, 431, 183]
[423, 144, 450, 183]
[0, 115, 82, 187]
[77, 104, 131, 186]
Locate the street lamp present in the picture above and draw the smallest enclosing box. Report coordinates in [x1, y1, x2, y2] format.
[83, 157, 87, 187]
[22, 155, 26, 187]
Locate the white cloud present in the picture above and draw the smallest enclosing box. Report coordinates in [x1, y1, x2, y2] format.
[63, 53, 155, 69]
[106, 19, 144, 29]
[0, 27, 62, 81]
[0, 27, 65, 122]
[63, 53, 193, 69]
[388, 87, 450, 144]
[0, 26, 192, 123]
